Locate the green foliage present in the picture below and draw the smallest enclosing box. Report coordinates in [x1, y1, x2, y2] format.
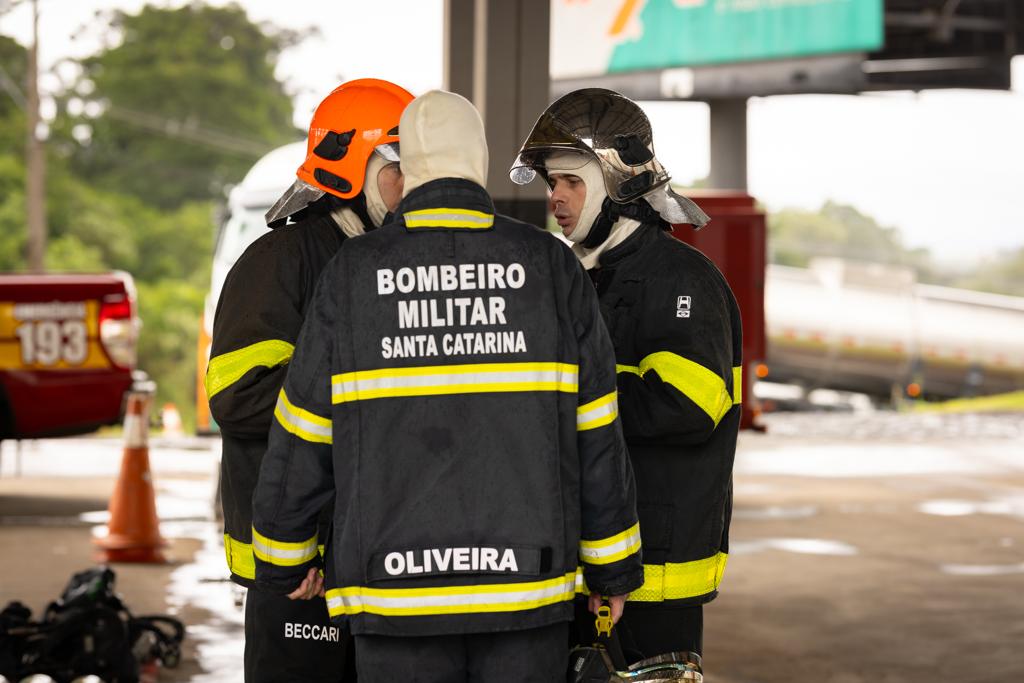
[952, 248, 1024, 297]
[0, 34, 27, 154]
[768, 200, 914, 267]
[766, 201, 1024, 295]
[0, 3, 301, 431]
[59, 3, 302, 209]
[136, 279, 206, 432]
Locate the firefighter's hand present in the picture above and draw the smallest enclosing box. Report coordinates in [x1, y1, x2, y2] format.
[588, 592, 628, 624]
[287, 567, 325, 600]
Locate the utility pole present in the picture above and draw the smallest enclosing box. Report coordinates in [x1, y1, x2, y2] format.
[26, 0, 46, 273]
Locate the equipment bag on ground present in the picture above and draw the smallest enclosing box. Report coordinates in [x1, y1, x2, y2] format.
[0, 566, 184, 683]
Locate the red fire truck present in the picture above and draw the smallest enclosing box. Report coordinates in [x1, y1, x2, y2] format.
[0, 272, 140, 439]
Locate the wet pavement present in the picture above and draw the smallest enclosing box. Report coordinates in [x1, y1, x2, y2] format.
[0, 436, 240, 682]
[1, 410, 1023, 682]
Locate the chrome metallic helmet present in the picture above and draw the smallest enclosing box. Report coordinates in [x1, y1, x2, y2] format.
[509, 88, 709, 229]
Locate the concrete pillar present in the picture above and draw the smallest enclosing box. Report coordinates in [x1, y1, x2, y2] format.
[443, 0, 475, 101]
[708, 98, 748, 191]
[471, 0, 550, 226]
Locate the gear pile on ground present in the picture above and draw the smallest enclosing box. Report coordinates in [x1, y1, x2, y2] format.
[0, 567, 184, 683]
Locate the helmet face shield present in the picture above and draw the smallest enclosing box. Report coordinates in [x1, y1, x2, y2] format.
[373, 142, 400, 163]
[510, 147, 592, 186]
[265, 178, 325, 228]
[509, 88, 672, 203]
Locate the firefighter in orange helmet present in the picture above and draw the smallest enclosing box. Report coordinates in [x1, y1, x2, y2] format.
[207, 78, 413, 682]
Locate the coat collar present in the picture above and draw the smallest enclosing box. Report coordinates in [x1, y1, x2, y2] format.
[397, 178, 496, 231]
[597, 220, 662, 268]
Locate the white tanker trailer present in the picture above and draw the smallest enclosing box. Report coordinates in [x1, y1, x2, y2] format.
[764, 258, 1024, 400]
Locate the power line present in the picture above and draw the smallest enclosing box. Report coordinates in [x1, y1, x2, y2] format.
[100, 105, 278, 159]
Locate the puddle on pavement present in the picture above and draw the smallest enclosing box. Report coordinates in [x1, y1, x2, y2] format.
[732, 537, 858, 556]
[736, 444, 1018, 478]
[940, 562, 1024, 576]
[164, 519, 246, 683]
[79, 469, 245, 681]
[734, 504, 819, 520]
[918, 496, 1024, 521]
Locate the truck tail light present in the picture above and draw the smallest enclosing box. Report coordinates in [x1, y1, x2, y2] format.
[99, 295, 138, 369]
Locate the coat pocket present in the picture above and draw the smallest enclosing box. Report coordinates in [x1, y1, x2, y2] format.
[636, 503, 673, 553]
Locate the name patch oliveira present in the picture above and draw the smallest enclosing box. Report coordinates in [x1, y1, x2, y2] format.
[368, 545, 543, 581]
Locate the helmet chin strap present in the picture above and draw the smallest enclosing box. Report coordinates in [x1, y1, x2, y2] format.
[580, 198, 620, 249]
[580, 197, 662, 249]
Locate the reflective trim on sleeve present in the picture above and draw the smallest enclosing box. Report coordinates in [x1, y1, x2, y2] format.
[332, 362, 578, 403]
[577, 391, 618, 431]
[225, 534, 325, 581]
[274, 389, 332, 444]
[579, 522, 641, 565]
[733, 365, 743, 404]
[224, 534, 256, 580]
[639, 351, 733, 427]
[206, 339, 294, 399]
[403, 207, 495, 230]
[251, 527, 319, 567]
[324, 571, 579, 618]
[627, 553, 729, 602]
[616, 364, 641, 377]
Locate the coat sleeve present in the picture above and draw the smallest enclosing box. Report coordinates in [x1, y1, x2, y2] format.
[616, 255, 742, 446]
[206, 233, 307, 439]
[568, 253, 645, 597]
[250, 262, 338, 595]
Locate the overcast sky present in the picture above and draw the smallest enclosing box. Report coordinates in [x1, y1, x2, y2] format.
[2, 0, 1022, 264]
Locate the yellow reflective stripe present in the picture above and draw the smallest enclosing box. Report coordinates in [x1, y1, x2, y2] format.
[332, 362, 578, 403]
[639, 351, 732, 427]
[251, 527, 318, 567]
[224, 534, 326, 580]
[206, 339, 294, 399]
[733, 365, 743, 404]
[325, 571, 579, 618]
[274, 389, 332, 444]
[404, 207, 495, 229]
[577, 391, 618, 431]
[579, 522, 641, 565]
[628, 553, 729, 602]
[616, 364, 641, 376]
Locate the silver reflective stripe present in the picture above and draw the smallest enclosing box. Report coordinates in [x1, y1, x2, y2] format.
[408, 212, 490, 224]
[579, 523, 642, 565]
[251, 528, 318, 566]
[403, 208, 495, 229]
[576, 391, 618, 431]
[274, 390, 332, 444]
[332, 362, 578, 403]
[325, 572, 579, 617]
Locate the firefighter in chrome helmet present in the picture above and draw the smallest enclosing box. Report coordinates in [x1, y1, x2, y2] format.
[512, 89, 742, 665]
[207, 78, 413, 683]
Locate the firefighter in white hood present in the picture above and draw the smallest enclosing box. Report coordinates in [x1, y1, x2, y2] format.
[251, 89, 644, 681]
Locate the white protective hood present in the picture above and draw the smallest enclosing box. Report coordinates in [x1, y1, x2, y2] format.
[399, 90, 488, 196]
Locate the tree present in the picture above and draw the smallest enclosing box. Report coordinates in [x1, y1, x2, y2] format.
[0, 33, 27, 153]
[57, 3, 302, 208]
[954, 248, 1024, 297]
[768, 201, 935, 277]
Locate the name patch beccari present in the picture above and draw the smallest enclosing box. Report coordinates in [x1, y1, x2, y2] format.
[384, 546, 520, 576]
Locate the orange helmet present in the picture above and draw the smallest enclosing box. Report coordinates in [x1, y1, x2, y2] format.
[266, 78, 413, 227]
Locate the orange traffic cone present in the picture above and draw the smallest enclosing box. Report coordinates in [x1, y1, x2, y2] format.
[161, 402, 183, 437]
[94, 392, 167, 563]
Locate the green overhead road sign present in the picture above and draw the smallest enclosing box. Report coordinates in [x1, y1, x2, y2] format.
[551, 0, 884, 79]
